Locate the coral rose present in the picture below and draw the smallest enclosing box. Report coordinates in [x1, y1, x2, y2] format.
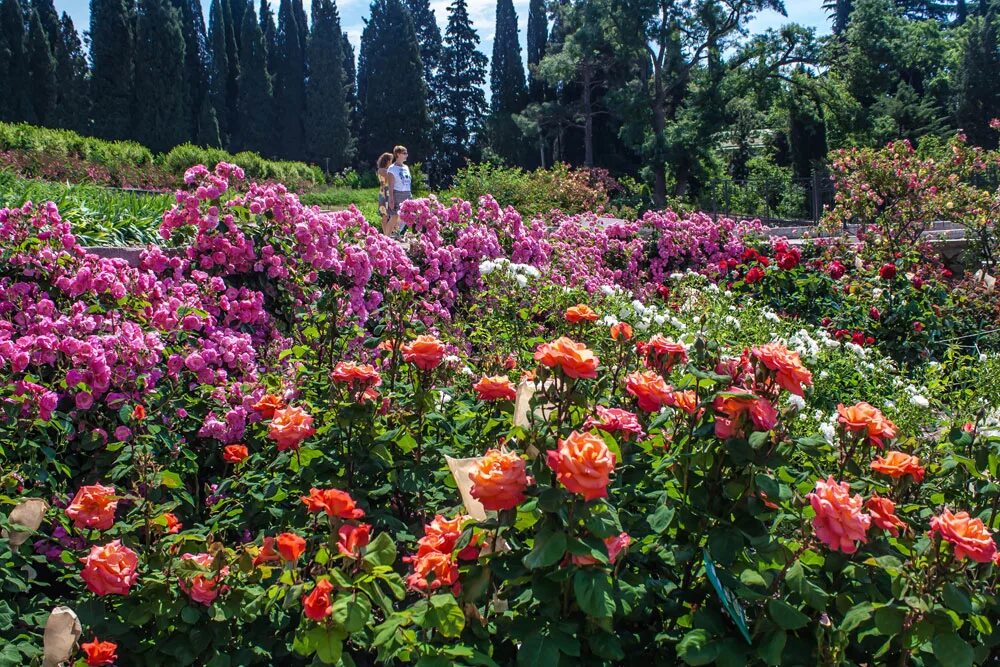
[625, 370, 672, 412]
[610, 322, 633, 341]
[252, 536, 281, 567]
[565, 304, 599, 323]
[866, 496, 907, 537]
[534, 337, 599, 379]
[807, 476, 870, 554]
[929, 509, 997, 563]
[80, 540, 140, 596]
[583, 406, 645, 441]
[81, 637, 118, 666]
[870, 450, 924, 483]
[640, 334, 688, 373]
[837, 402, 897, 448]
[132, 404, 146, 421]
[411, 514, 478, 561]
[161, 512, 182, 534]
[223, 443, 249, 463]
[337, 523, 371, 558]
[664, 390, 699, 416]
[252, 393, 285, 419]
[546, 431, 616, 501]
[469, 448, 529, 511]
[301, 488, 365, 519]
[179, 552, 229, 605]
[402, 335, 447, 370]
[331, 361, 382, 389]
[405, 550, 459, 592]
[276, 532, 307, 562]
[268, 406, 316, 451]
[473, 375, 517, 401]
[752, 343, 813, 397]
[572, 532, 632, 567]
[67, 483, 119, 531]
[303, 578, 334, 621]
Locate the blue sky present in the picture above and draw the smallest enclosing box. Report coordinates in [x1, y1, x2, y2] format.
[57, 0, 830, 68]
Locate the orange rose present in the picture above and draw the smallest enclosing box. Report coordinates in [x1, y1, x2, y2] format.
[838, 402, 897, 447]
[807, 476, 870, 554]
[405, 550, 459, 592]
[268, 406, 316, 451]
[161, 512, 182, 534]
[301, 488, 365, 519]
[870, 450, 924, 482]
[411, 514, 478, 560]
[469, 448, 529, 511]
[81, 637, 117, 666]
[473, 375, 517, 401]
[178, 552, 229, 605]
[252, 536, 281, 567]
[930, 509, 997, 563]
[331, 361, 382, 389]
[534, 337, 599, 379]
[624, 370, 671, 412]
[276, 532, 306, 562]
[546, 431, 616, 501]
[223, 444, 249, 463]
[752, 343, 813, 397]
[132, 404, 146, 421]
[303, 579, 334, 620]
[337, 523, 372, 558]
[664, 390, 699, 415]
[402, 335, 447, 370]
[866, 496, 906, 537]
[640, 334, 688, 373]
[80, 540, 140, 596]
[252, 393, 286, 419]
[610, 322, 633, 341]
[565, 304, 599, 323]
[67, 483, 119, 531]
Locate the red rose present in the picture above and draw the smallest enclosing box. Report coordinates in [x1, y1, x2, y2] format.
[81, 637, 118, 666]
[878, 263, 897, 280]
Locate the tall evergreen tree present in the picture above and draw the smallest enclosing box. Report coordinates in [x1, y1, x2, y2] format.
[222, 0, 241, 145]
[357, 0, 431, 163]
[133, 0, 188, 152]
[954, 12, 1000, 147]
[89, 0, 134, 138]
[342, 31, 359, 143]
[526, 0, 547, 102]
[488, 0, 527, 163]
[437, 0, 487, 176]
[404, 0, 441, 91]
[237, 0, 273, 152]
[305, 0, 353, 169]
[26, 9, 56, 124]
[292, 0, 306, 52]
[1, 0, 34, 122]
[207, 0, 231, 143]
[52, 13, 89, 131]
[31, 0, 58, 50]
[274, 0, 306, 159]
[260, 0, 277, 76]
[172, 0, 208, 141]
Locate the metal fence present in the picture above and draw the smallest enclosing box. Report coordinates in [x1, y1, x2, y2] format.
[702, 170, 836, 227]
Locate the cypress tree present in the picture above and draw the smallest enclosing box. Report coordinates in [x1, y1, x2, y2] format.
[26, 9, 56, 124]
[52, 13, 90, 131]
[171, 0, 208, 141]
[31, 0, 58, 50]
[437, 0, 487, 176]
[404, 0, 441, 90]
[274, 0, 306, 159]
[526, 0, 546, 103]
[342, 31, 359, 142]
[237, 0, 274, 153]
[260, 0, 277, 76]
[133, 0, 188, 152]
[305, 0, 353, 169]
[222, 0, 241, 146]
[357, 0, 431, 163]
[1, 0, 34, 122]
[292, 0, 306, 53]
[231, 0, 247, 46]
[89, 0, 134, 139]
[207, 0, 231, 143]
[197, 96, 222, 146]
[488, 0, 526, 163]
[954, 12, 1000, 147]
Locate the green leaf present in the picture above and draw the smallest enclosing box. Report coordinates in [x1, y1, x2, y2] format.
[767, 599, 809, 630]
[648, 504, 675, 534]
[932, 633, 973, 667]
[396, 432, 417, 454]
[840, 603, 873, 633]
[707, 528, 743, 566]
[425, 594, 464, 638]
[757, 631, 786, 666]
[523, 527, 566, 569]
[159, 470, 182, 489]
[678, 629, 721, 666]
[942, 583, 972, 614]
[332, 593, 371, 633]
[573, 569, 615, 618]
[363, 532, 397, 568]
[874, 607, 905, 636]
[307, 625, 345, 665]
[517, 630, 560, 666]
[0, 602, 14, 631]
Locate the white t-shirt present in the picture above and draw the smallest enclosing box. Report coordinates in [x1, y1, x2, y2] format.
[387, 163, 412, 192]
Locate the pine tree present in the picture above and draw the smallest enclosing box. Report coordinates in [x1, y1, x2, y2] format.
[954, 12, 1000, 147]
[404, 0, 441, 91]
[1, 0, 34, 122]
[52, 13, 90, 131]
[237, 0, 274, 153]
[274, 0, 306, 159]
[357, 0, 431, 164]
[31, 0, 58, 50]
[171, 0, 208, 141]
[207, 0, 231, 143]
[342, 31, 359, 143]
[488, 0, 527, 163]
[305, 0, 353, 169]
[89, 0, 134, 139]
[222, 0, 241, 146]
[260, 0, 277, 76]
[526, 0, 547, 102]
[26, 9, 56, 124]
[133, 0, 188, 152]
[437, 0, 487, 176]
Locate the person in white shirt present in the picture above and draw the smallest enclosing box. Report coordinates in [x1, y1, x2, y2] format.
[386, 145, 412, 235]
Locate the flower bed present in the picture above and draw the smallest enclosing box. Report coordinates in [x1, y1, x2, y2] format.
[2, 164, 999, 665]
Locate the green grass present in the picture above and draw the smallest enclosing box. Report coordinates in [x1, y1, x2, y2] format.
[0, 171, 172, 246]
[300, 187, 382, 226]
